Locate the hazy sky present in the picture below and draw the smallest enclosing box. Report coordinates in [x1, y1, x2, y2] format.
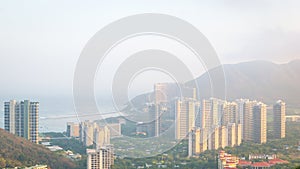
[1, 0, 300, 98]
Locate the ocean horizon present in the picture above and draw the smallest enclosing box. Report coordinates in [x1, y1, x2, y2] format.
[0, 97, 122, 132]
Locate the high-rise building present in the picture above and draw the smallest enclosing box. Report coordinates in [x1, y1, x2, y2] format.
[106, 123, 121, 138]
[4, 100, 17, 134]
[211, 98, 221, 128]
[194, 101, 201, 128]
[4, 100, 39, 143]
[222, 102, 238, 126]
[80, 121, 111, 147]
[227, 123, 236, 147]
[208, 127, 219, 150]
[273, 100, 286, 139]
[243, 100, 257, 141]
[253, 102, 267, 144]
[175, 98, 197, 140]
[94, 125, 110, 149]
[202, 98, 224, 130]
[87, 145, 114, 169]
[188, 128, 209, 156]
[82, 122, 96, 147]
[200, 128, 208, 153]
[236, 99, 249, 139]
[235, 123, 242, 146]
[154, 83, 168, 137]
[67, 122, 80, 138]
[201, 99, 211, 129]
[154, 83, 197, 137]
[219, 126, 228, 149]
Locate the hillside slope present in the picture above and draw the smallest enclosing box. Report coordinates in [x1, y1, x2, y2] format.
[195, 60, 300, 105]
[129, 60, 300, 107]
[0, 129, 77, 169]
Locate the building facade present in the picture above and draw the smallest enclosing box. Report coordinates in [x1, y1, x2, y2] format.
[253, 102, 267, 144]
[273, 100, 286, 139]
[175, 98, 197, 140]
[67, 122, 80, 138]
[87, 145, 114, 169]
[4, 100, 39, 143]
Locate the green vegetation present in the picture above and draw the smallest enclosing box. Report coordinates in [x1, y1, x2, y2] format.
[0, 129, 77, 169]
[112, 140, 217, 169]
[49, 137, 86, 155]
[2, 121, 298, 169]
[49, 137, 87, 169]
[112, 122, 300, 169]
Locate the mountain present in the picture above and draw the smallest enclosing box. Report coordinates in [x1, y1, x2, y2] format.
[129, 60, 300, 107]
[0, 129, 77, 169]
[194, 60, 300, 105]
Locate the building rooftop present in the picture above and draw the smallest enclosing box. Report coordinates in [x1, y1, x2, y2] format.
[238, 160, 252, 166]
[251, 162, 271, 167]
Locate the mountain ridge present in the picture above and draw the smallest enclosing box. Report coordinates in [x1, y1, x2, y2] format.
[129, 59, 300, 107]
[195, 59, 300, 105]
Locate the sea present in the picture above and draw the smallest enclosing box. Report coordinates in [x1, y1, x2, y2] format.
[0, 97, 121, 133]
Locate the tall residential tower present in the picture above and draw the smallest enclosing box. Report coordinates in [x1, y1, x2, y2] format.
[4, 100, 39, 143]
[273, 100, 286, 139]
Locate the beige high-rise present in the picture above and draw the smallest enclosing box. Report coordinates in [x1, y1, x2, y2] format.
[175, 98, 196, 140]
[243, 100, 257, 141]
[227, 123, 236, 147]
[273, 100, 286, 139]
[253, 102, 267, 144]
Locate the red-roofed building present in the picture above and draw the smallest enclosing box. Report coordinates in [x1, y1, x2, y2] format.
[238, 160, 252, 167]
[251, 162, 271, 169]
[268, 158, 289, 165]
[218, 151, 239, 169]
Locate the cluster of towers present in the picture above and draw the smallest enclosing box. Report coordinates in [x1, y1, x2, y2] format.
[4, 100, 39, 144]
[149, 83, 286, 157]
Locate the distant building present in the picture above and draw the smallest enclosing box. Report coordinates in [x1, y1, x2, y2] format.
[238, 155, 289, 168]
[106, 123, 121, 138]
[201, 99, 211, 129]
[154, 83, 197, 137]
[235, 123, 242, 146]
[273, 100, 286, 139]
[219, 126, 228, 149]
[218, 151, 239, 169]
[87, 145, 114, 169]
[136, 122, 155, 137]
[66, 122, 80, 138]
[208, 127, 219, 150]
[81, 121, 96, 146]
[4, 100, 39, 143]
[286, 115, 300, 122]
[243, 100, 257, 141]
[249, 154, 277, 160]
[222, 101, 238, 126]
[175, 98, 197, 140]
[236, 99, 249, 138]
[201, 98, 224, 130]
[25, 165, 48, 169]
[79, 121, 110, 147]
[253, 102, 267, 144]
[227, 123, 236, 147]
[94, 125, 110, 149]
[154, 83, 170, 137]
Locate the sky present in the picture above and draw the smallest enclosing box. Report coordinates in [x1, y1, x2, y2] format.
[0, 0, 300, 98]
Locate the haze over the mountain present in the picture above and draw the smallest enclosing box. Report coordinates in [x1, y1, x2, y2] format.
[195, 60, 300, 105]
[130, 60, 300, 107]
